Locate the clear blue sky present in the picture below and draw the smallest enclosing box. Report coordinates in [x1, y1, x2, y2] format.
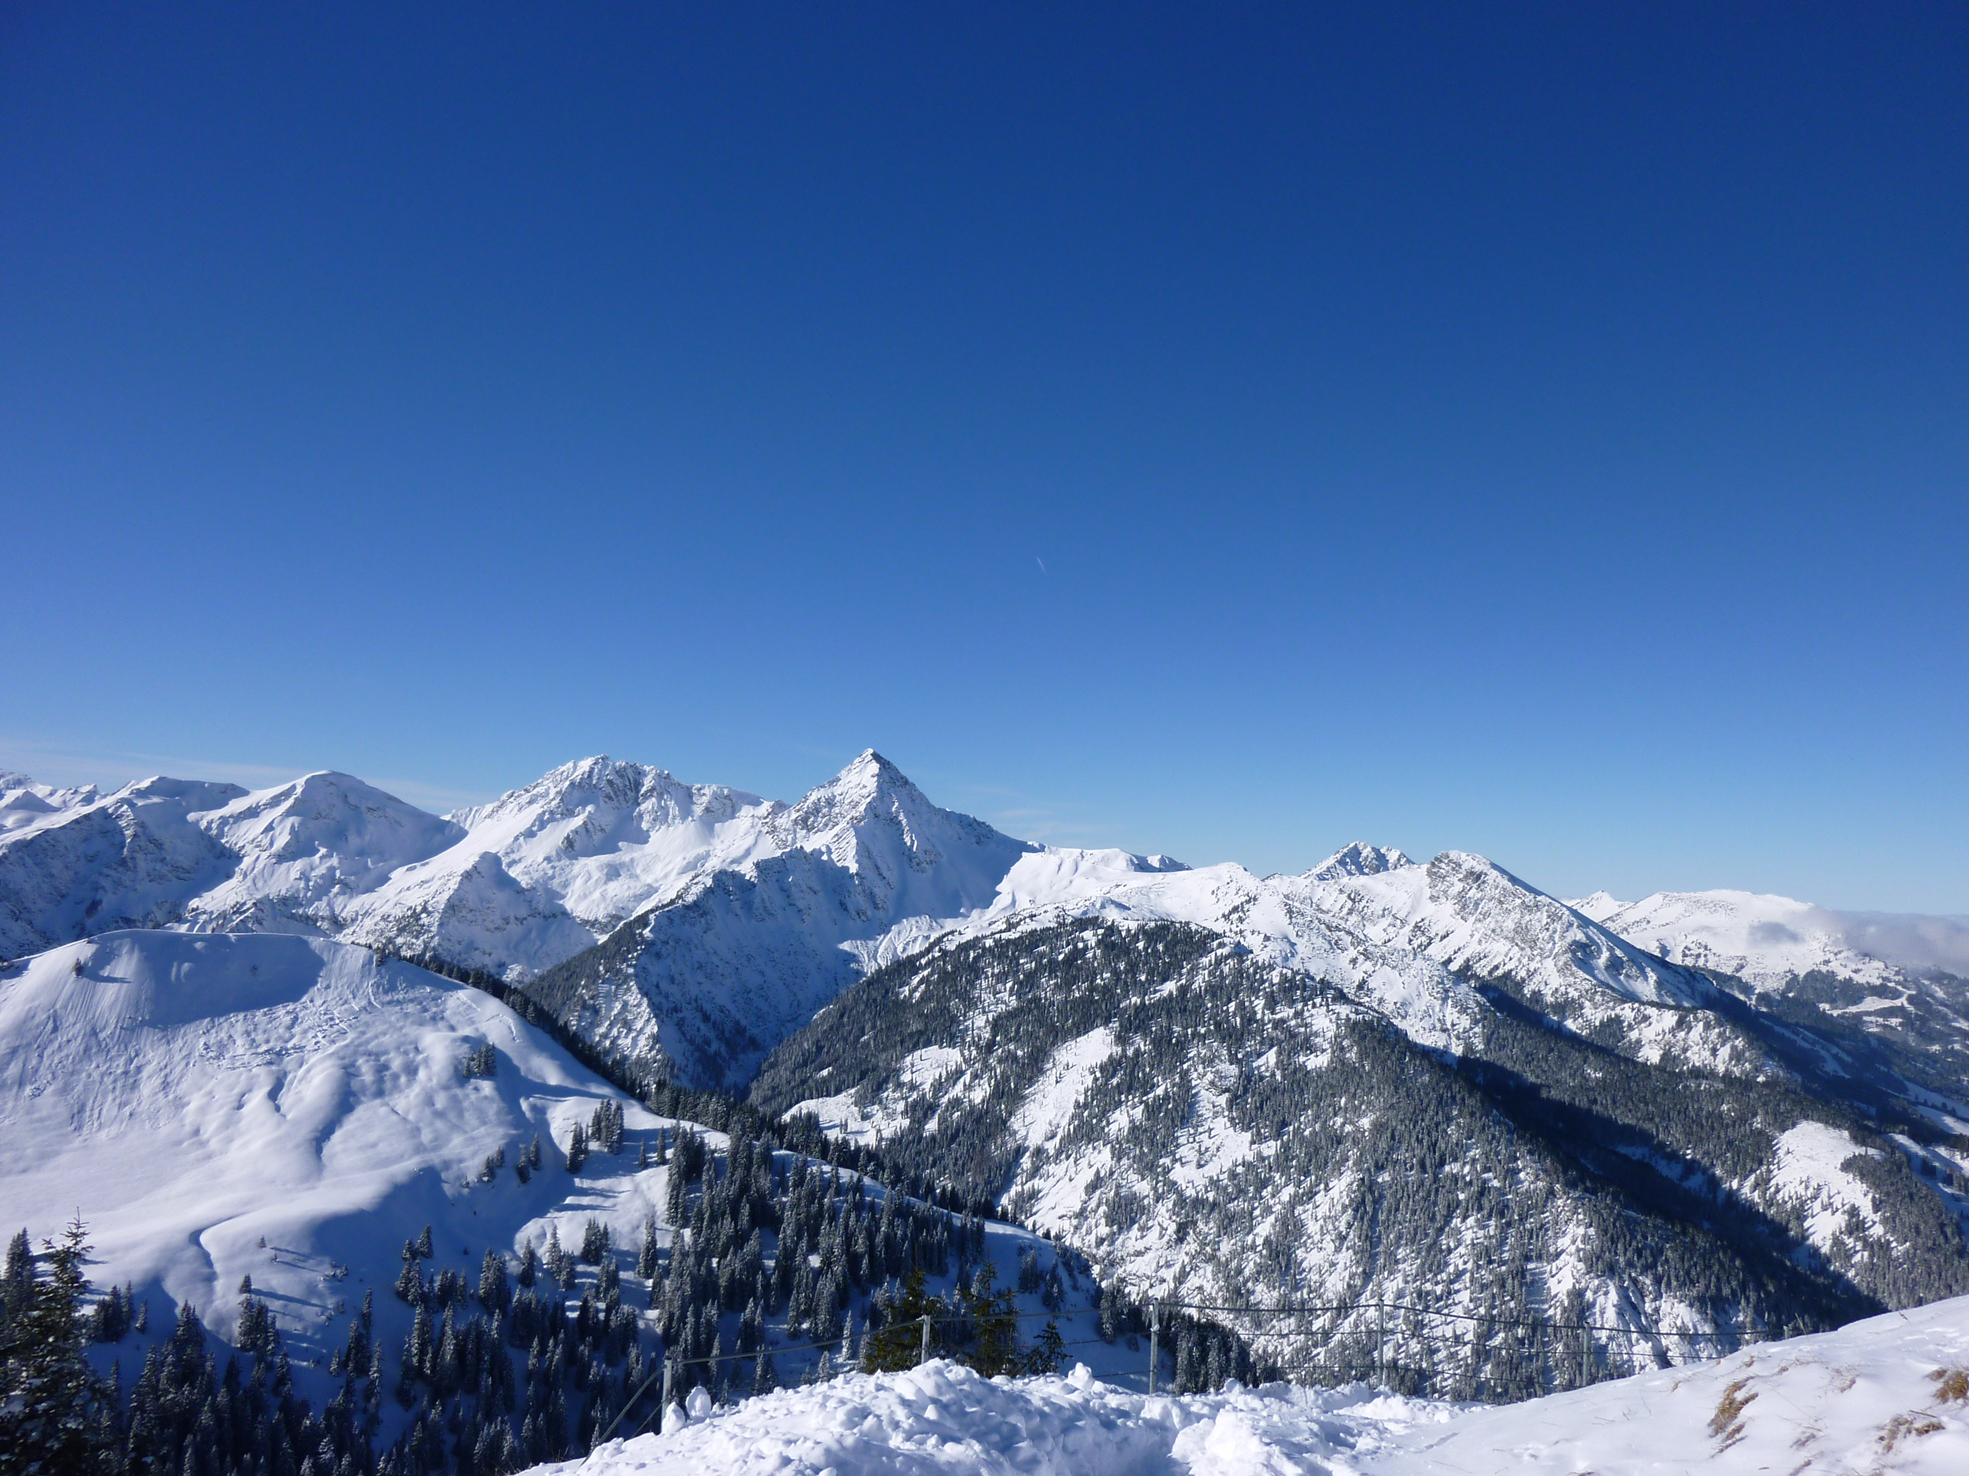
[3, 4, 1965, 911]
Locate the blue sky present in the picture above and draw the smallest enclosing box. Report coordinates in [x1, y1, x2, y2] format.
[3, 4, 1965, 911]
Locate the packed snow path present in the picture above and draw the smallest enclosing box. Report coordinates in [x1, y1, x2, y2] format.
[542, 1296, 1969, 1476]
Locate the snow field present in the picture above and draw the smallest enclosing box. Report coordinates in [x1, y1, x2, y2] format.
[549, 1296, 1969, 1476]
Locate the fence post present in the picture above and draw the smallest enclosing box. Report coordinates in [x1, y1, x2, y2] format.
[1376, 1301, 1386, 1388]
[920, 1312, 931, 1367]
[659, 1358, 673, 1432]
[1148, 1306, 1160, 1396]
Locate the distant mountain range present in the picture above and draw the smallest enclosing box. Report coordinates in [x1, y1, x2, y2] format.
[5, 751, 1967, 1393]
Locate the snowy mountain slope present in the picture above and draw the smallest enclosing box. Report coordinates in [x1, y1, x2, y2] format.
[887, 843, 1760, 1078]
[0, 754, 1786, 1099]
[340, 758, 788, 979]
[0, 769, 464, 958]
[0, 929, 643, 1354]
[541, 1293, 1969, 1476]
[521, 753, 1036, 1091]
[0, 770, 98, 835]
[1307, 851, 1758, 1074]
[186, 772, 469, 932]
[1370, 1293, 1969, 1476]
[754, 918, 1969, 1393]
[1576, 889, 1911, 993]
[1576, 889, 1969, 1097]
[0, 776, 248, 957]
[0, 927, 1113, 1465]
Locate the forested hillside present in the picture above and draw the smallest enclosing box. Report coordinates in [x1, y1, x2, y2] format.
[753, 918, 1969, 1396]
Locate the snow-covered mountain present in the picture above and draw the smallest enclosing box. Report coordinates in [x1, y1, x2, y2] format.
[0, 775, 250, 955]
[543, 1293, 1969, 1476]
[1574, 889, 1969, 1094]
[0, 759, 796, 977]
[877, 842, 1758, 1080]
[1, 929, 647, 1359]
[753, 916, 1969, 1391]
[0, 927, 1103, 1469]
[0, 751, 1058, 1091]
[1576, 888, 1913, 993]
[0, 750, 1944, 1108]
[522, 752, 1037, 1092]
[338, 757, 789, 978]
[0, 770, 99, 834]
[0, 771, 459, 958]
[9, 747, 1969, 1470]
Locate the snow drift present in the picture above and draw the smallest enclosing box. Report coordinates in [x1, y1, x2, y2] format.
[543, 1295, 1969, 1476]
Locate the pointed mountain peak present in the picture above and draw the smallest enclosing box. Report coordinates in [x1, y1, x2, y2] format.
[776, 751, 1030, 872]
[832, 749, 921, 805]
[787, 750, 930, 836]
[1310, 842, 1414, 880]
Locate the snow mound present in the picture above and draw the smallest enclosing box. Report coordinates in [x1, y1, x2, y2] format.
[549, 1297, 1969, 1476]
[548, 1361, 1451, 1476]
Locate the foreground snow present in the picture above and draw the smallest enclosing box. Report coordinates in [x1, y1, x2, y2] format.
[546, 1296, 1969, 1476]
[535, 1360, 1454, 1476]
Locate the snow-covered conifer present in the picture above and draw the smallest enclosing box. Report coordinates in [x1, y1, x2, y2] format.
[0, 1217, 113, 1471]
[579, 1218, 609, 1264]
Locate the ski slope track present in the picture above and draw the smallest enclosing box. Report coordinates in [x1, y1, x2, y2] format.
[543, 1295, 1969, 1476]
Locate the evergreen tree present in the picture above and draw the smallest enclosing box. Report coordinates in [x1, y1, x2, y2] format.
[664, 1164, 687, 1226]
[578, 1220, 609, 1265]
[0, 1215, 115, 1475]
[566, 1124, 587, 1174]
[478, 1250, 510, 1315]
[1041, 1263, 1065, 1313]
[394, 1258, 423, 1306]
[2, 1228, 32, 1321]
[1023, 1319, 1066, 1375]
[860, 1268, 941, 1372]
[959, 1263, 1019, 1378]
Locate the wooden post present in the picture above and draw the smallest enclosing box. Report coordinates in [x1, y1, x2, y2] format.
[920, 1312, 931, 1366]
[1149, 1306, 1160, 1396]
[659, 1358, 673, 1432]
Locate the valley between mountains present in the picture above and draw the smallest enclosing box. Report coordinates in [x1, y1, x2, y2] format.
[3, 751, 1968, 1470]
